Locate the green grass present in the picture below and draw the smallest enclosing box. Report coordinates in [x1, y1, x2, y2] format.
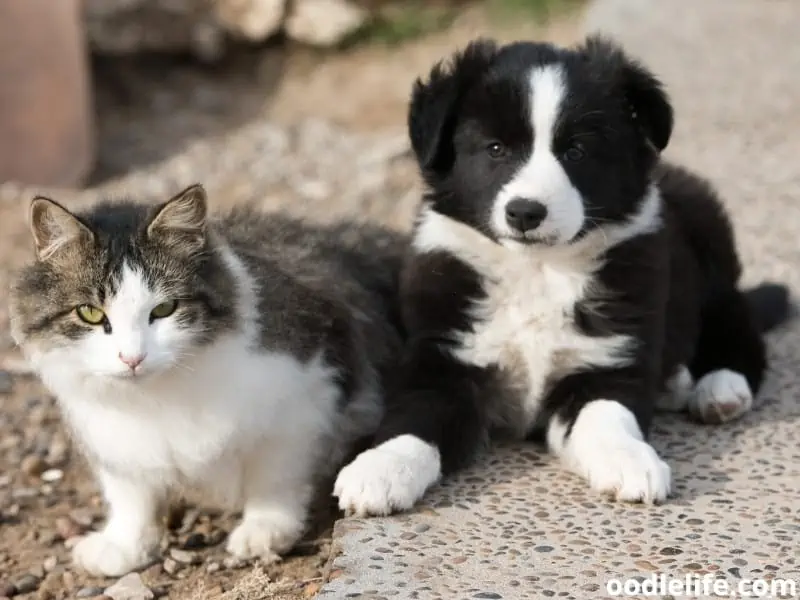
[341, 2, 460, 48]
[487, 0, 587, 25]
[340, 0, 585, 49]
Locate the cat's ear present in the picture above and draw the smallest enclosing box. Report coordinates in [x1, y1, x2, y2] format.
[147, 184, 208, 252]
[29, 196, 95, 261]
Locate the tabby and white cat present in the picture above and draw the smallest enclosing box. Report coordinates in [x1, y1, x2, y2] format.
[9, 185, 404, 577]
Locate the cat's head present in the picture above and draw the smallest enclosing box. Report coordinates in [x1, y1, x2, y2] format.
[9, 185, 237, 383]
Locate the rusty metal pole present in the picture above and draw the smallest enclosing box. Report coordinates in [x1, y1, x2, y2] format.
[0, 0, 95, 187]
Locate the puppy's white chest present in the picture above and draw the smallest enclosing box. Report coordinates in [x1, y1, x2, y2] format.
[454, 261, 630, 431]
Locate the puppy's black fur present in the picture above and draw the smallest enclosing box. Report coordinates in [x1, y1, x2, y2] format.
[349, 36, 791, 507]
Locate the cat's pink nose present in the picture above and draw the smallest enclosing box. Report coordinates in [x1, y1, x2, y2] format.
[119, 352, 145, 370]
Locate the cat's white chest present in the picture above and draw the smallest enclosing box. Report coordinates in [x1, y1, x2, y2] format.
[454, 257, 632, 432]
[44, 334, 339, 507]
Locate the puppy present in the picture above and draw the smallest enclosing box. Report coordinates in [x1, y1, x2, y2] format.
[334, 35, 791, 515]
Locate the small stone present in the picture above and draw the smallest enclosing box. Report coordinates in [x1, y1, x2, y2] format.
[11, 487, 38, 500]
[28, 565, 45, 579]
[413, 524, 431, 533]
[46, 434, 69, 466]
[222, 557, 247, 570]
[43, 556, 58, 572]
[205, 529, 226, 546]
[40, 469, 63, 483]
[660, 547, 683, 556]
[168, 548, 199, 564]
[20, 455, 46, 477]
[0, 370, 13, 394]
[162, 558, 180, 576]
[0, 474, 11, 487]
[474, 594, 503, 599]
[180, 533, 206, 550]
[178, 508, 200, 534]
[55, 516, 83, 540]
[14, 574, 41, 594]
[1, 584, 16, 597]
[77, 587, 106, 598]
[399, 532, 417, 540]
[69, 509, 94, 528]
[104, 573, 154, 600]
[205, 562, 221, 574]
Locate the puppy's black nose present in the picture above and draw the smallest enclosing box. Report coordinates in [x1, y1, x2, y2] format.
[505, 198, 548, 233]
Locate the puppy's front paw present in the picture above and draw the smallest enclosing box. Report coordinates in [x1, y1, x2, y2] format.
[334, 434, 441, 517]
[583, 438, 671, 504]
[690, 369, 753, 424]
[72, 531, 157, 577]
[226, 514, 303, 563]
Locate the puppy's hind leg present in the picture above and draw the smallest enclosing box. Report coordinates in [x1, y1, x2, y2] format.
[688, 284, 789, 424]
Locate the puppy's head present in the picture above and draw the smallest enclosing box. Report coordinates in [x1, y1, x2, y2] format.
[408, 35, 673, 246]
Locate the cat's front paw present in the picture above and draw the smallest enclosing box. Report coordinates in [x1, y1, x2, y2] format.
[72, 531, 158, 577]
[226, 514, 304, 564]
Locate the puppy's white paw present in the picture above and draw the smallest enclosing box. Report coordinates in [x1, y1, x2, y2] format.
[72, 531, 157, 577]
[690, 369, 753, 424]
[582, 438, 672, 503]
[551, 400, 671, 504]
[334, 434, 441, 517]
[226, 514, 303, 563]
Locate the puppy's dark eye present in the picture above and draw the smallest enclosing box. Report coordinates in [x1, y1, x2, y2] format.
[486, 142, 508, 159]
[563, 144, 586, 162]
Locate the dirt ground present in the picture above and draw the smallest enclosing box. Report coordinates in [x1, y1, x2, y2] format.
[0, 4, 581, 599]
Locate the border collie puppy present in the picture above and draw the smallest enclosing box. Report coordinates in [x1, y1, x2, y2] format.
[334, 35, 791, 515]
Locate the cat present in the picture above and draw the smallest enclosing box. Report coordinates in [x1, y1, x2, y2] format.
[8, 184, 404, 577]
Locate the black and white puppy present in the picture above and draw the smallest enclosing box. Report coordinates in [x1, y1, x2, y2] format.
[334, 36, 791, 515]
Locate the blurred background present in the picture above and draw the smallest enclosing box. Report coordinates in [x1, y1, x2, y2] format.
[1, 1, 798, 599]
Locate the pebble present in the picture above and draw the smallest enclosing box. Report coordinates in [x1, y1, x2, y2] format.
[14, 574, 41, 594]
[11, 487, 38, 500]
[222, 556, 248, 570]
[162, 558, 180, 576]
[69, 509, 95, 528]
[104, 573, 154, 600]
[43, 556, 58, 572]
[0, 370, 13, 394]
[178, 508, 201, 533]
[205, 562, 221, 574]
[180, 533, 206, 550]
[40, 469, 63, 483]
[1, 584, 16, 597]
[0, 474, 11, 487]
[77, 586, 106, 598]
[55, 516, 84, 540]
[168, 548, 199, 564]
[20, 455, 46, 477]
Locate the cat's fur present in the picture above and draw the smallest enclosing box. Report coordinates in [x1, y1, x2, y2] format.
[9, 185, 404, 576]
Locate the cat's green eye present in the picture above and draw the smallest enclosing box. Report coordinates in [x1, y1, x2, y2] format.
[76, 304, 105, 325]
[151, 300, 178, 320]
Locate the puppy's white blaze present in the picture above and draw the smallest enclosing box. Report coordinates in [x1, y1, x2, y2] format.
[548, 399, 671, 504]
[334, 434, 441, 516]
[491, 65, 585, 242]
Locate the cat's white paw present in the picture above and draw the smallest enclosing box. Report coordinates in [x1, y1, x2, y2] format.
[334, 434, 441, 517]
[689, 369, 753, 424]
[226, 514, 303, 563]
[72, 531, 157, 577]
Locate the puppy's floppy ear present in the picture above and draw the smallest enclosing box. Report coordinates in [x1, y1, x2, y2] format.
[408, 39, 498, 172]
[581, 35, 673, 152]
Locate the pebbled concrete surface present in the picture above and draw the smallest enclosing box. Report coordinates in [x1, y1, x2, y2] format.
[320, 0, 800, 598]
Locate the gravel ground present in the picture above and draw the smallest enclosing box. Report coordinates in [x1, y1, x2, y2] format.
[0, 5, 580, 600]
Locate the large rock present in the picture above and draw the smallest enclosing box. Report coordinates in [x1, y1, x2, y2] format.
[84, 0, 369, 58]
